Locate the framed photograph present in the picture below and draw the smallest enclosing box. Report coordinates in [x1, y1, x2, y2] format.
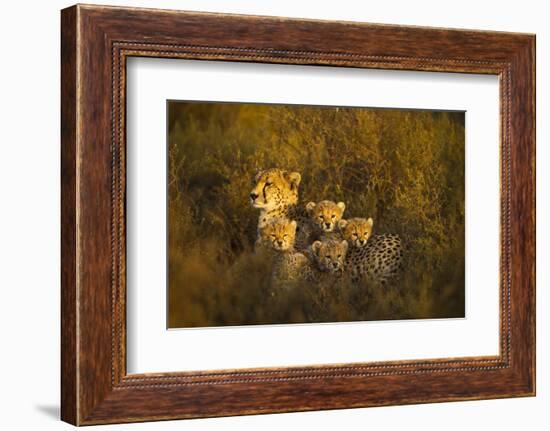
[61, 4, 536, 425]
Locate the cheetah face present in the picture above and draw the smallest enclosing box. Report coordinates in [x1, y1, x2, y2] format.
[249, 168, 301, 211]
[339, 217, 373, 248]
[306, 200, 346, 233]
[311, 239, 348, 273]
[259, 218, 297, 251]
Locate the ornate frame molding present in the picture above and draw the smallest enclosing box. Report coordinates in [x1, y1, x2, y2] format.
[61, 5, 535, 425]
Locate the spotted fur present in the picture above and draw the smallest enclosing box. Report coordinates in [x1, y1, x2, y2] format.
[250, 168, 311, 250]
[310, 239, 349, 276]
[338, 217, 373, 248]
[257, 218, 311, 288]
[346, 233, 403, 285]
[306, 200, 346, 242]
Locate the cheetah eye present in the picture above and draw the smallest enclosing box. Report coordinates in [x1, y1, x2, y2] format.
[265, 181, 272, 186]
[319, 215, 324, 220]
[337, 255, 342, 259]
[270, 234, 276, 238]
[283, 234, 288, 238]
[353, 233, 358, 238]
[331, 214, 336, 219]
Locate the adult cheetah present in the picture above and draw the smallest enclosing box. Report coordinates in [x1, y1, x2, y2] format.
[250, 168, 312, 250]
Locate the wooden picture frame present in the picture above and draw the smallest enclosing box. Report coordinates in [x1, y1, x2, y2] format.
[61, 4, 535, 425]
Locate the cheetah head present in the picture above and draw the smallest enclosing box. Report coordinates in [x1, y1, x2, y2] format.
[306, 200, 346, 233]
[311, 239, 348, 274]
[250, 168, 301, 211]
[259, 218, 297, 251]
[339, 217, 373, 248]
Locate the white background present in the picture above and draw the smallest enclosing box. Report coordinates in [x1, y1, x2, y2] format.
[0, 0, 547, 430]
[127, 59, 500, 373]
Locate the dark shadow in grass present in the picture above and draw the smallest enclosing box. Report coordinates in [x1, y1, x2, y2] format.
[35, 404, 59, 420]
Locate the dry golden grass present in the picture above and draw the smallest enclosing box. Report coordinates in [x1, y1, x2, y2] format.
[167, 102, 465, 328]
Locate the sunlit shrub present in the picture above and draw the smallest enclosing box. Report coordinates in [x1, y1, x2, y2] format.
[167, 103, 465, 328]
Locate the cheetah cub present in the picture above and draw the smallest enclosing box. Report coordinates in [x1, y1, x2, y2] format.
[258, 218, 310, 288]
[306, 200, 346, 241]
[310, 239, 349, 277]
[339, 217, 402, 285]
[338, 217, 373, 248]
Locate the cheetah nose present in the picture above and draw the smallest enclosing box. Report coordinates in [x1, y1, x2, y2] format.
[277, 240, 283, 246]
[332, 262, 339, 270]
[360, 239, 367, 245]
[249, 192, 258, 201]
[325, 222, 331, 229]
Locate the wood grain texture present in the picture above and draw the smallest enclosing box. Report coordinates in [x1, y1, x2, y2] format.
[60, 4, 536, 425]
[60, 6, 78, 425]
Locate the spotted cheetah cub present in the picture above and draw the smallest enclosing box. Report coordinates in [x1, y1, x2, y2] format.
[310, 239, 349, 277]
[306, 200, 346, 241]
[338, 217, 373, 248]
[258, 218, 310, 288]
[339, 218, 402, 285]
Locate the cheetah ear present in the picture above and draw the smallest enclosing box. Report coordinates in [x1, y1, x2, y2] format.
[338, 219, 348, 229]
[336, 202, 346, 212]
[340, 240, 349, 252]
[311, 240, 322, 256]
[290, 220, 297, 230]
[306, 201, 316, 213]
[285, 171, 302, 190]
[366, 217, 374, 228]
